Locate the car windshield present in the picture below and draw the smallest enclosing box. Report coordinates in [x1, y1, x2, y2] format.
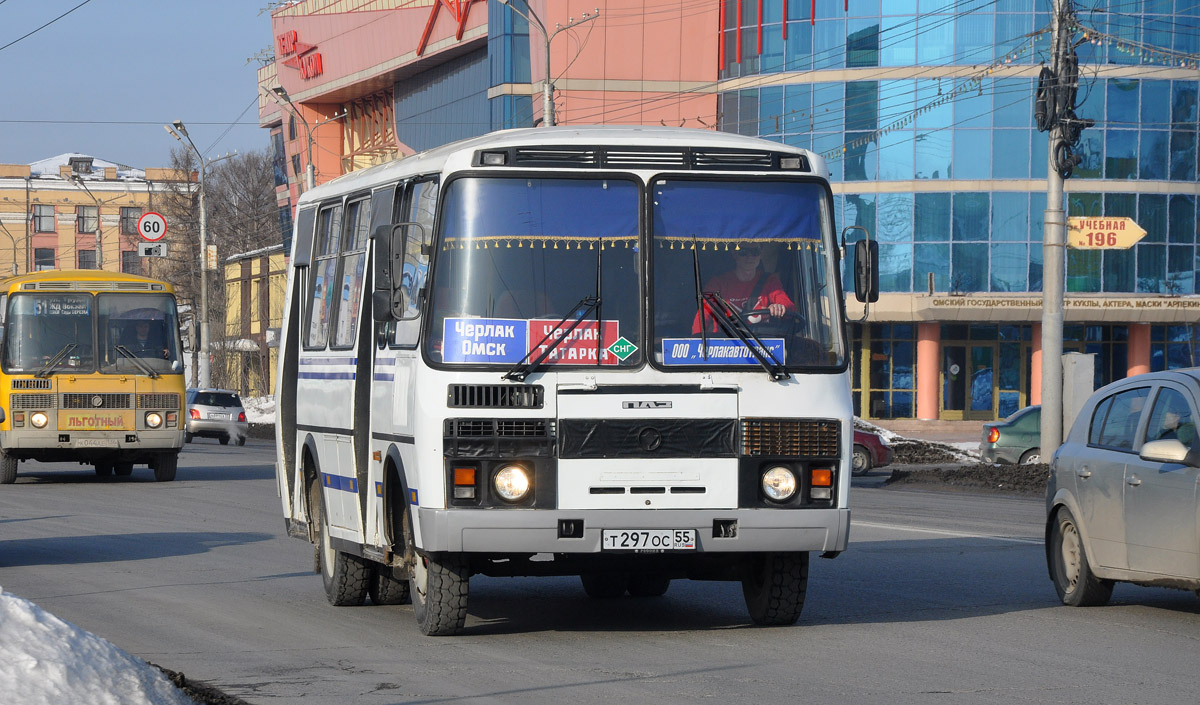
[425, 176, 641, 368]
[192, 392, 241, 407]
[649, 178, 844, 370]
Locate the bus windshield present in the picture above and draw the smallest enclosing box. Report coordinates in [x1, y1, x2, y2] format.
[650, 178, 844, 370]
[2, 292, 182, 375]
[426, 176, 641, 368]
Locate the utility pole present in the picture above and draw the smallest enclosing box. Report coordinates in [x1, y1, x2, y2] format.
[1036, 0, 1090, 455]
[496, 0, 599, 127]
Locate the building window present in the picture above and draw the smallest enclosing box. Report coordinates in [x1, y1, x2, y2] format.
[78, 250, 97, 270]
[33, 205, 55, 233]
[288, 114, 297, 141]
[121, 250, 140, 275]
[120, 207, 142, 235]
[852, 324, 917, 420]
[76, 205, 98, 233]
[34, 248, 55, 271]
[292, 154, 302, 177]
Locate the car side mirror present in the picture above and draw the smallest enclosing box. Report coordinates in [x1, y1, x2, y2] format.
[1138, 438, 1200, 466]
[371, 222, 425, 321]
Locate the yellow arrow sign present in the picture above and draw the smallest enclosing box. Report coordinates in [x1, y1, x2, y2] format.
[1068, 217, 1147, 249]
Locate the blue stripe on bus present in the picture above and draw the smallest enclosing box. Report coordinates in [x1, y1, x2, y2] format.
[300, 357, 357, 365]
[322, 473, 357, 493]
[299, 371, 356, 380]
[373, 373, 395, 381]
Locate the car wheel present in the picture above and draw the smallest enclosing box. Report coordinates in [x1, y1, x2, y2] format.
[219, 435, 230, 446]
[236, 436, 246, 447]
[581, 573, 628, 598]
[403, 503, 469, 635]
[742, 551, 808, 626]
[1048, 507, 1113, 607]
[627, 574, 670, 597]
[152, 454, 177, 482]
[0, 452, 16, 484]
[311, 480, 369, 606]
[1019, 448, 1042, 465]
[184, 432, 193, 443]
[851, 445, 872, 476]
[368, 565, 411, 605]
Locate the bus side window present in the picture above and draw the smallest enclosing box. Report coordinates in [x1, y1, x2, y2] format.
[390, 178, 438, 348]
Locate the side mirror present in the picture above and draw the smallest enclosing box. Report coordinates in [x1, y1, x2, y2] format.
[854, 239, 879, 304]
[1139, 438, 1200, 466]
[370, 222, 426, 322]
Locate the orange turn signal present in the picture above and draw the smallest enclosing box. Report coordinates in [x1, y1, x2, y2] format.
[811, 468, 833, 487]
[453, 467, 476, 486]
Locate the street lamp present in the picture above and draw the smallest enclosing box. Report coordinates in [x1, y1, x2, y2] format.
[496, 0, 599, 127]
[65, 175, 104, 269]
[264, 86, 315, 191]
[163, 119, 235, 389]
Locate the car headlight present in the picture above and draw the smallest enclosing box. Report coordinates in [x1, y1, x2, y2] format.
[145, 412, 163, 429]
[761, 466, 797, 502]
[30, 412, 49, 429]
[493, 464, 532, 502]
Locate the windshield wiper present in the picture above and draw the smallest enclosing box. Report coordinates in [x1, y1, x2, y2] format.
[701, 292, 790, 381]
[503, 295, 601, 382]
[35, 343, 77, 378]
[691, 235, 709, 361]
[113, 345, 160, 379]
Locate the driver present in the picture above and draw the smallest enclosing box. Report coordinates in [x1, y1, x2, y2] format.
[692, 244, 794, 334]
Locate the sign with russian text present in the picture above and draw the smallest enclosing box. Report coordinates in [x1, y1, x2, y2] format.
[1068, 217, 1147, 249]
[60, 411, 132, 431]
[661, 338, 786, 366]
[528, 319, 620, 366]
[443, 318, 528, 364]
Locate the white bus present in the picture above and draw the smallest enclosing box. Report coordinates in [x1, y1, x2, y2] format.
[275, 126, 878, 635]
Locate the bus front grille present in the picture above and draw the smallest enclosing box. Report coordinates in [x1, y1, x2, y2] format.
[11, 379, 52, 390]
[11, 393, 54, 409]
[62, 393, 132, 410]
[447, 384, 543, 409]
[138, 393, 180, 409]
[741, 418, 840, 458]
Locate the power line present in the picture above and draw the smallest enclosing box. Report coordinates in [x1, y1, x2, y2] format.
[0, 0, 94, 54]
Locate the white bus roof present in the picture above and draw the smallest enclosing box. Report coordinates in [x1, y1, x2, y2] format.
[296, 126, 828, 209]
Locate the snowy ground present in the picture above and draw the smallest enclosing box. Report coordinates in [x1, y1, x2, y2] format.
[0, 589, 197, 705]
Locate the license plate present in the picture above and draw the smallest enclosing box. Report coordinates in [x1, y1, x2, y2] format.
[74, 439, 118, 448]
[601, 529, 696, 551]
[209, 413, 229, 420]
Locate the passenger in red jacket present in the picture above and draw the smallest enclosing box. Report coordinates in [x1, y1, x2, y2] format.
[692, 244, 794, 334]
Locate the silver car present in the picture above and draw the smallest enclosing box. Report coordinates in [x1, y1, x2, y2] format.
[185, 388, 249, 446]
[1046, 369, 1200, 606]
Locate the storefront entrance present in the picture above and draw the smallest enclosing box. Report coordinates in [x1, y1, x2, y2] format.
[941, 344, 995, 420]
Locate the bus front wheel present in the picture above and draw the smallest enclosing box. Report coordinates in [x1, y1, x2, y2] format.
[0, 452, 16, 484]
[403, 505, 468, 636]
[741, 551, 809, 626]
[151, 454, 176, 482]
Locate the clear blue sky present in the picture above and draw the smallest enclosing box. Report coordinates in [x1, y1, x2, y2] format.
[0, 0, 273, 169]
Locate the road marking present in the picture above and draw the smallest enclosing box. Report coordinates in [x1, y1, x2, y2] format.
[854, 520, 1043, 545]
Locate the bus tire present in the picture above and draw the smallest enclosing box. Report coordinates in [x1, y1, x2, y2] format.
[0, 452, 17, 484]
[312, 482, 368, 606]
[151, 454, 176, 482]
[404, 505, 468, 635]
[94, 462, 114, 477]
[115, 462, 135, 477]
[369, 566, 411, 605]
[580, 573, 628, 598]
[628, 574, 670, 597]
[741, 551, 809, 626]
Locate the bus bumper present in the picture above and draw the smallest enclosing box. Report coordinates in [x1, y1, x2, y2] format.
[416, 507, 850, 554]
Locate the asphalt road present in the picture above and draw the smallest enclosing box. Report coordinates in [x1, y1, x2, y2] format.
[2, 443, 1198, 705]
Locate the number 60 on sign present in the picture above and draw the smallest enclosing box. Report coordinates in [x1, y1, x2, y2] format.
[137, 212, 168, 242]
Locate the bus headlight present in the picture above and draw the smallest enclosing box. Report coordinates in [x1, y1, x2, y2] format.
[145, 412, 163, 429]
[30, 412, 49, 429]
[761, 466, 797, 502]
[493, 464, 531, 502]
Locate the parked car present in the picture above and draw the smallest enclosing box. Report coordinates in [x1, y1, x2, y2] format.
[852, 429, 893, 476]
[185, 388, 248, 445]
[979, 405, 1041, 464]
[1046, 369, 1200, 606]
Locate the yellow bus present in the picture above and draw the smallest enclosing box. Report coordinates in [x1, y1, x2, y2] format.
[0, 270, 186, 484]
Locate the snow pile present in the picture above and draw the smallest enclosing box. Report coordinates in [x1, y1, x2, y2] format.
[240, 395, 275, 425]
[0, 588, 196, 705]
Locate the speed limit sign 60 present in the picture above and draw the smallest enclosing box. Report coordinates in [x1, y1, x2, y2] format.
[137, 212, 168, 242]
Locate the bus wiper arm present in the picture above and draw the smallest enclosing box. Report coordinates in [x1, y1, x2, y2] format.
[113, 345, 160, 379]
[35, 344, 77, 378]
[503, 295, 601, 382]
[691, 235, 708, 359]
[701, 292, 790, 382]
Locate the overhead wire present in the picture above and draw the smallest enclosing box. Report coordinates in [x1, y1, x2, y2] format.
[0, 0, 94, 54]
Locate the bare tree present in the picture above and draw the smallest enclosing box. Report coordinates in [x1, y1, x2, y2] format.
[154, 148, 280, 389]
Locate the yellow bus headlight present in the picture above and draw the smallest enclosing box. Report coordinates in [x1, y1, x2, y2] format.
[145, 412, 163, 429]
[30, 412, 49, 429]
